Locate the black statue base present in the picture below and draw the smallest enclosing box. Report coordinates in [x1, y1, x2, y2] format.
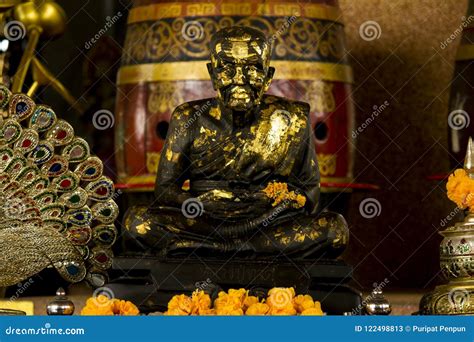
[107, 256, 361, 315]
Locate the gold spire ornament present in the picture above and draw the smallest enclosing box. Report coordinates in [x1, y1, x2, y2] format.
[419, 138, 474, 315]
[0, 0, 84, 112]
[0, 84, 118, 287]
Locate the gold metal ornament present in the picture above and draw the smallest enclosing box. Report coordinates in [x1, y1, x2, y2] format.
[0, 85, 118, 287]
[0, 0, 83, 112]
[365, 289, 391, 315]
[46, 287, 74, 315]
[419, 138, 474, 315]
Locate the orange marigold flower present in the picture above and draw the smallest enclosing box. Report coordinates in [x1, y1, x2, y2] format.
[164, 308, 186, 316]
[246, 303, 270, 315]
[198, 308, 216, 316]
[267, 287, 296, 315]
[190, 290, 212, 315]
[269, 304, 297, 315]
[227, 288, 247, 303]
[81, 295, 139, 316]
[214, 289, 246, 315]
[158, 287, 326, 315]
[262, 182, 306, 208]
[80, 295, 114, 315]
[81, 306, 114, 315]
[243, 295, 259, 310]
[216, 306, 244, 315]
[94, 294, 111, 306]
[165, 294, 193, 315]
[113, 299, 140, 315]
[267, 287, 295, 308]
[81, 302, 113, 315]
[295, 194, 307, 208]
[301, 302, 324, 316]
[447, 168, 474, 211]
[293, 294, 315, 313]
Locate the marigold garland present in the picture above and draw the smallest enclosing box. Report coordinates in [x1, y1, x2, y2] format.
[262, 182, 306, 209]
[446, 169, 474, 211]
[164, 288, 324, 316]
[81, 295, 140, 316]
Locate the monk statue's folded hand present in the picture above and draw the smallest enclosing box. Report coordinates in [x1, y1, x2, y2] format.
[237, 191, 272, 205]
[197, 189, 234, 202]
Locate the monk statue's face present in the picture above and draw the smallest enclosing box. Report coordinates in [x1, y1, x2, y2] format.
[207, 28, 275, 112]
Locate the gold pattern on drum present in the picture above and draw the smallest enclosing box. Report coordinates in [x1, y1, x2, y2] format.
[147, 83, 185, 114]
[127, 3, 342, 23]
[304, 81, 336, 114]
[317, 153, 337, 176]
[121, 17, 346, 64]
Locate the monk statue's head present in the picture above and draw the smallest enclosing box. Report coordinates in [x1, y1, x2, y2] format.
[207, 26, 275, 111]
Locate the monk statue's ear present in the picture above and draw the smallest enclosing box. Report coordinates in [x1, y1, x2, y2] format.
[207, 62, 217, 90]
[267, 66, 275, 80]
[263, 66, 275, 91]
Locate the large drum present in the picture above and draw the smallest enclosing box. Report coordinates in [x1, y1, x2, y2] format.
[115, 0, 354, 191]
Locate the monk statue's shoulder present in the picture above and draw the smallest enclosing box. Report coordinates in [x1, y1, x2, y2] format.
[173, 98, 214, 116]
[169, 99, 216, 128]
[262, 95, 310, 118]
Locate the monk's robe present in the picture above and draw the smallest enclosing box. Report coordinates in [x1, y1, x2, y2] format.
[124, 95, 348, 259]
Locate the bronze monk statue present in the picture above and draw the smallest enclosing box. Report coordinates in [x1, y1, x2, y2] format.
[124, 26, 349, 259]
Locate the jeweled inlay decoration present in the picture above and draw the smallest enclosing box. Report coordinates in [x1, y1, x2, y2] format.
[0, 84, 118, 286]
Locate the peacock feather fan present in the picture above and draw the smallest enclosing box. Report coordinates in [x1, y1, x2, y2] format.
[0, 85, 118, 287]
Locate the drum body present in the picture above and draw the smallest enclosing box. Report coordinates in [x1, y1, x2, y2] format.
[115, 0, 355, 190]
